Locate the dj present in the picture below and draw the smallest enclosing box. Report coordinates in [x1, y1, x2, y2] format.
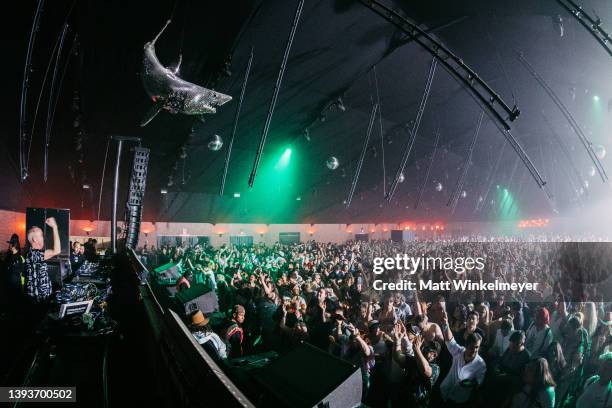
[70, 241, 85, 272]
[24, 217, 61, 311]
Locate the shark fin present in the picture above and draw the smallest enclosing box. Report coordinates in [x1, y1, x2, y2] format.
[140, 101, 163, 127]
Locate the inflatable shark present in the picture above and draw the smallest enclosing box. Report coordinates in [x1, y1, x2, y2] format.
[140, 20, 232, 126]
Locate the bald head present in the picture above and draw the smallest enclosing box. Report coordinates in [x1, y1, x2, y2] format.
[27, 227, 44, 250]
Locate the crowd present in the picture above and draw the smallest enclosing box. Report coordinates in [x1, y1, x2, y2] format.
[2, 230, 611, 407]
[137, 238, 612, 408]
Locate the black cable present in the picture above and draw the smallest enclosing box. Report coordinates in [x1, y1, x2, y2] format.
[414, 127, 440, 210]
[373, 66, 387, 197]
[220, 47, 253, 196]
[248, 0, 304, 188]
[19, 0, 46, 181]
[44, 22, 70, 182]
[475, 143, 506, 213]
[346, 104, 378, 208]
[96, 136, 111, 224]
[448, 111, 484, 212]
[516, 51, 607, 182]
[387, 57, 437, 201]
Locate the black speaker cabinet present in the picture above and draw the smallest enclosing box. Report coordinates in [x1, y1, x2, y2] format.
[25, 208, 70, 256]
[390, 229, 415, 243]
[251, 342, 362, 408]
[354, 233, 369, 242]
[174, 283, 219, 315]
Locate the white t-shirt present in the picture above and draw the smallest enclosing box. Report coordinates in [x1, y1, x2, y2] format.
[576, 376, 612, 408]
[440, 337, 487, 403]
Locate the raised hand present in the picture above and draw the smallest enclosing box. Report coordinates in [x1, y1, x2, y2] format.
[441, 309, 449, 326]
[45, 217, 58, 229]
[393, 322, 406, 343]
[414, 334, 423, 351]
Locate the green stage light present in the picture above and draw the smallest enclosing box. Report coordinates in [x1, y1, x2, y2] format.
[495, 186, 519, 223]
[275, 147, 292, 170]
[593, 95, 600, 102]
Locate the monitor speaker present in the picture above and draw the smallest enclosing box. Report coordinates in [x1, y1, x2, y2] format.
[251, 342, 362, 408]
[152, 262, 182, 285]
[174, 283, 219, 315]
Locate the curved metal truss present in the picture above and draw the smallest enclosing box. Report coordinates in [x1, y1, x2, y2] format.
[556, 0, 612, 58]
[360, 0, 520, 131]
[361, 0, 550, 199]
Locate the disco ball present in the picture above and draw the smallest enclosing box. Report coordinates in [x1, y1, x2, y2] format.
[326, 156, 339, 170]
[460, 190, 467, 198]
[398, 172, 405, 183]
[589, 166, 596, 177]
[435, 182, 443, 192]
[207, 134, 223, 151]
[594, 144, 606, 159]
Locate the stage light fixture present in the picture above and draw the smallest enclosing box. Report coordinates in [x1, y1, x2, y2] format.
[398, 172, 405, 183]
[276, 148, 292, 169]
[234, 192, 240, 198]
[160, 189, 168, 194]
[593, 95, 600, 102]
